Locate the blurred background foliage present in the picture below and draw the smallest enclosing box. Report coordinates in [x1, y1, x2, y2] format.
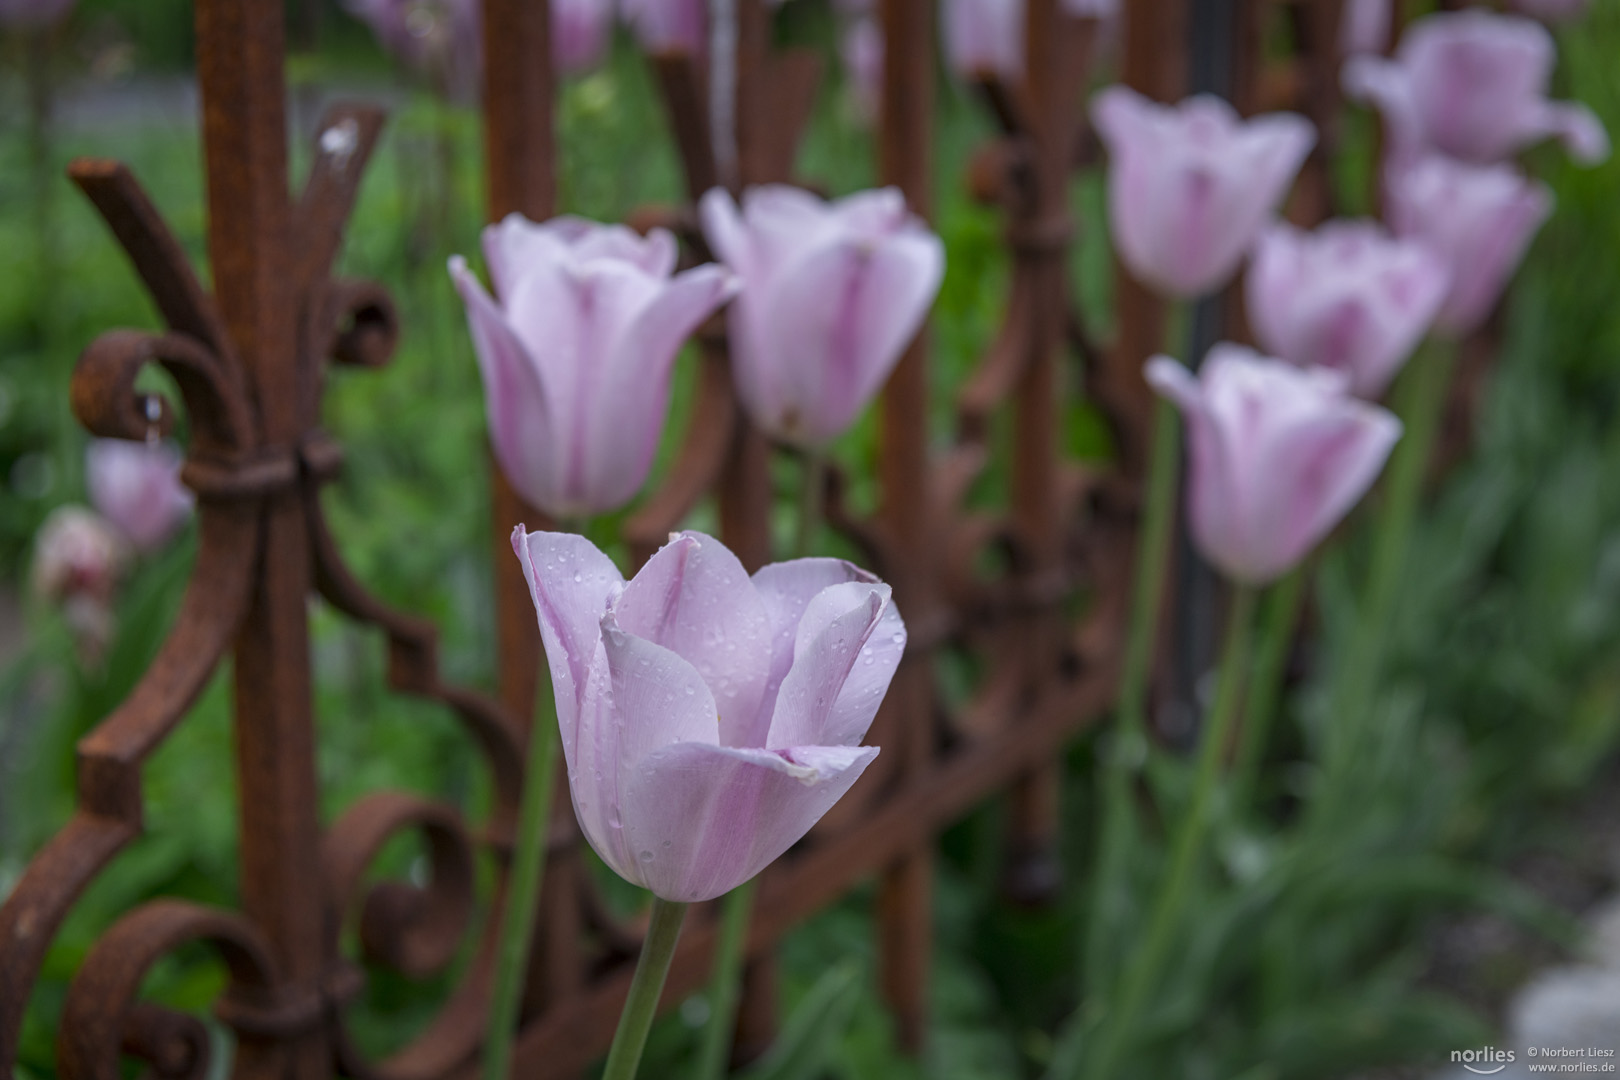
[1, 1, 1619, 1077]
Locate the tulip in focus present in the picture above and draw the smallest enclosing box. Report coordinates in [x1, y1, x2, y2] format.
[1091, 86, 1315, 299]
[0, 0, 72, 27]
[514, 527, 903, 902]
[86, 438, 195, 553]
[451, 215, 736, 520]
[1384, 156, 1552, 338]
[622, 0, 705, 53]
[699, 185, 944, 448]
[1246, 220, 1450, 399]
[1343, 11, 1607, 167]
[1147, 346, 1402, 586]
[942, 0, 1022, 82]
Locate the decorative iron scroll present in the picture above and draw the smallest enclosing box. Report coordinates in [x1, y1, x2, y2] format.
[0, 0, 1349, 1077]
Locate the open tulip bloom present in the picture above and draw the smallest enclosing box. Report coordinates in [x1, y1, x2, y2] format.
[1091, 86, 1315, 300]
[1147, 346, 1402, 586]
[451, 215, 737, 521]
[1384, 156, 1552, 339]
[514, 527, 903, 903]
[1246, 220, 1450, 400]
[942, 0, 1023, 82]
[699, 185, 944, 448]
[1343, 10, 1608, 167]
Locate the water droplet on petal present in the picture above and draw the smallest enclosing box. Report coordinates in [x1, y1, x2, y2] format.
[640, 850, 654, 861]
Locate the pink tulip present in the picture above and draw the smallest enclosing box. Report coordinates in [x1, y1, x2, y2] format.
[86, 439, 194, 553]
[841, 16, 883, 123]
[0, 0, 72, 27]
[699, 185, 944, 447]
[31, 506, 128, 662]
[514, 527, 903, 901]
[1147, 346, 1402, 586]
[553, 0, 613, 74]
[1339, 0, 1390, 55]
[1343, 11, 1607, 166]
[1246, 220, 1450, 399]
[451, 214, 736, 519]
[1091, 86, 1315, 300]
[622, 0, 705, 53]
[345, 0, 483, 98]
[1384, 156, 1552, 338]
[942, 0, 1022, 82]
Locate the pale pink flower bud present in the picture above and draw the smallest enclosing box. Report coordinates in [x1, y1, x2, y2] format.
[1091, 86, 1315, 300]
[1384, 156, 1552, 338]
[942, 0, 1023, 81]
[1246, 220, 1450, 399]
[1343, 10, 1607, 166]
[86, 439, 194, 553]
[699, 185, 944, 447]
[451, 214, 736, 520]
[841, 16, 883, 123]
[552, 0, 613, 74]
[514, 527, 902, 901]
[32, 506, 128, 662]
[1339, 0, 1391, 55]
[622, 0, 705, 53]
[1147, 346, 1402, 586]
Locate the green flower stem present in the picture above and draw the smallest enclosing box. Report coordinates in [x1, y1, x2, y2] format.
[482, 683, 561, 1080]
[603, 898, 691, 1080]
[796, 449, 825, 559]
[1083, 392, 1182, 1000]
[1231, 566, 1307, 811]
[694, 878, 756, 1080]
[1320, 340, 1457, 820]
[1089, 585, 1259, 1080]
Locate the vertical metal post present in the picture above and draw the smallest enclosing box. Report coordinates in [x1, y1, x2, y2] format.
[197, 2, 328, 1077]
[876, 0, 936, 1050]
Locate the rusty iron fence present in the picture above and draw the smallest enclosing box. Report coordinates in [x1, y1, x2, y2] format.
[0, 0, 1355, 1076]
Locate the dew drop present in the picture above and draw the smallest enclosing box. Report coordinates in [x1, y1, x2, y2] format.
[639, 850, 654, 862]
[574, 572, 583, 583]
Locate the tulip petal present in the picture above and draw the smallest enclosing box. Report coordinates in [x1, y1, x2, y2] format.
[1535, 100, 1610, 164]
[846, 229, 945, 414]
[512, 526, 626, 764]
[699, 188, 750, 273]
[766, 581, 893, 750]
[452, 257, 564, 511]
[613, 531, 772, 745]
[751, 558, 878, 719]
[622, 741, 879, 901]
[1342, 57, 1422, 163]
[580, 264, 735, 511]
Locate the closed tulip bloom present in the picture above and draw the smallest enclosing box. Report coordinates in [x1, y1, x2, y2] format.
[515, 527, 904, 901]
[345, 0, 482, 98]
[1246, 221, 1450, 399]
[699, 185, 944, 447]
[622, 0, 705, 53]
[1384, 156, 1551, 338]
[841, 16, 883, 122]
[1343, 11, 1607, 166]
[1339, 0, 1390, 55]
[553, 0, 613, 74]
[451, 214, 737, 519]
[1147, 346, 1402, 586]
[942, 0, 1023, 81]
[1091, 86, 1315, 299]
[86, 439, 194, 553]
